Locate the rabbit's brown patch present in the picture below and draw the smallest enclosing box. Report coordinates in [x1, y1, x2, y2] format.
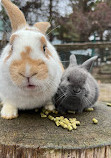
[21, 46, 32, 58]
[45, 48, 52, 59]
[40, 36, 52, 59]
[4, 35, 19, 62]
[4, 49, 12, 62]
[10, 34, 18, 45]
[10, 46, 48, 85]
[40, 36, 47, 49]
[41, 36, 63, 68]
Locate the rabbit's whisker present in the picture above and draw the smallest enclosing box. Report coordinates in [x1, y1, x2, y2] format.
[46, 25, 60, 36]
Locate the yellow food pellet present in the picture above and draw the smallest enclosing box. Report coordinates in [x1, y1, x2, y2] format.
[66, 122, 71, 125]
[85, 108, 94, 112]
[68, 110, 75, 114]
[48, 115, 55, 121]
[69, 120, 76, 124]
[53, 118, 56, 121]
[67, 125, 73, 131]
[92, 118, 98, 124]
[55, 117, 61, 121]
[107, 103, 111, 107]
[76, 121, 80, 126]
[52, 110, 58, 114]
[69, 118, 76, 122]
[72, 124, 77, 129]
[63, 118, 70, 124]
[65, 122, 71, 126]
[40, 113, 47, 118]
[44, 111, 50, 115]
[60, 116, 64, 120]
[55, 121, 60, 126]
[60, 122, 65, 127]
[63, 124, 68, 128]
[64, 118, 69, 122]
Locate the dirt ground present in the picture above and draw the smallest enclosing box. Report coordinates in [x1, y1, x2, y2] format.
[98, 83, 111, 102]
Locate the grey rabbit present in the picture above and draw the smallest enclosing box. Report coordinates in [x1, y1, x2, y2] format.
[54, 55, 99, 113]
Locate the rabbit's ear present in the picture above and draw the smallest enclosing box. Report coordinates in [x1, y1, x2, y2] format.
[69, 54, 77, 67]
[1, 0, 27, 32]
[34, 22, 51, 34]
[81, 56, 98, 71]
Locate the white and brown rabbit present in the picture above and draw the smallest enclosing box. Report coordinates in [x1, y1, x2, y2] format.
[54, 55, 99, 114]
[0, 0, 64, 119]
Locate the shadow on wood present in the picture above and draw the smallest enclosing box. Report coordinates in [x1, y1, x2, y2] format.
[0, 102, 111, 158]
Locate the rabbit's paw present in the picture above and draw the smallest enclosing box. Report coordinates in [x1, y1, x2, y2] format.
[1, 103, 18, 119]
[45, 102, 55, 111]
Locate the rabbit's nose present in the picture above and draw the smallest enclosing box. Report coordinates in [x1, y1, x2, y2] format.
[73, 88, 81, 94]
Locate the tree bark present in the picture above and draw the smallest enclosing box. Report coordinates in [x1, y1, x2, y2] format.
[49, 0, 53, 41]
[0, 145, 111, 158]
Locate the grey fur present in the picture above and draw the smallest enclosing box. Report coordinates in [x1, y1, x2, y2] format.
[54, 55, 99, 113]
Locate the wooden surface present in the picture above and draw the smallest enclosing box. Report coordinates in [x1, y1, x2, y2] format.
[54, 42, 111, 51]
[0, 102, 111, 158]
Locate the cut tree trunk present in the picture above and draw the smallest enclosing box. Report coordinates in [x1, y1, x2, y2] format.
[0, 102, 111, 158]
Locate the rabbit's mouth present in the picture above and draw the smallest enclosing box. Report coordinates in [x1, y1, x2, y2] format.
[26, 84, 36, 89]
[22, 84, 37, 90]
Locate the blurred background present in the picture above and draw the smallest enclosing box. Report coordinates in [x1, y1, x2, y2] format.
[0, 0, 111, 102]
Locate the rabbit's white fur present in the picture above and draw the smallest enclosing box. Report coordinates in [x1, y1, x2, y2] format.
[0, 0, 64, 119]
[0, 27, 63, 119]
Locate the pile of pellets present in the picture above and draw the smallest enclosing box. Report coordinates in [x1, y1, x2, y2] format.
[35, 107, 100, 131]
[40, 108, 80, 131]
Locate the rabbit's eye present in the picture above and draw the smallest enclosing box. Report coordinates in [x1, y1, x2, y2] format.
[43, 45, 46, 52]
[67, 77, 70, 82]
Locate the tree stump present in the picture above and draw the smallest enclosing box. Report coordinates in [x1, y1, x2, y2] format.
[0, 102, 111, 158]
